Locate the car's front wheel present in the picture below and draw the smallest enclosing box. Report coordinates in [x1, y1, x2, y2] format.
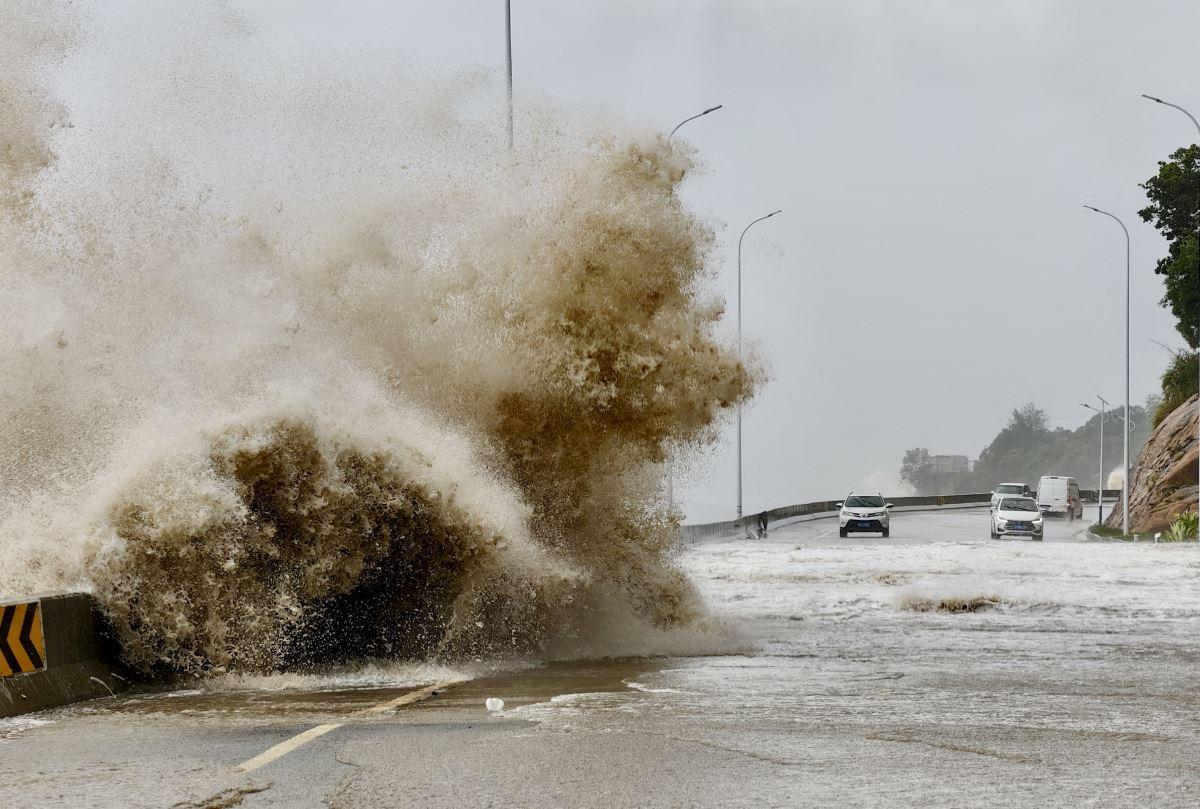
[882, 528, 890, 538]
[839, 526, 848, 538]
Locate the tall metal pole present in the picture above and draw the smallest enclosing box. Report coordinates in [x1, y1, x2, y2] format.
[1083, 397, 1110, 523]
[1099, 395, 1107, 524]
[1085, 205, 1131, 535]
[736, 209, 782, 521]
[667, 106, 723, 141]
[1142, 94, 1200, 517]
[663, 106, 721, 517]
[505, 0, 513, 149]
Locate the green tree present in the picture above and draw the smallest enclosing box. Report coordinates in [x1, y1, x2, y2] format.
[899, 400, 1156, 495]
[972, 404, 1053, 487]
[900, 447, 931, 493]
[1139, 144, 1200, 349]
[1156, 349, 1199, 426]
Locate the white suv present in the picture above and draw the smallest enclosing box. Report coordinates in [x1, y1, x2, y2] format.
[990, 482, 1033, 509]
[838, 493, 894, 537]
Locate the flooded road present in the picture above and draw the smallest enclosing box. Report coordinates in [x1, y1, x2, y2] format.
[2, 507, 1198, 807]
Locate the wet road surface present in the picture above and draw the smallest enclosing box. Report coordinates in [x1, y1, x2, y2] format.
[2, 507, 1198, 807]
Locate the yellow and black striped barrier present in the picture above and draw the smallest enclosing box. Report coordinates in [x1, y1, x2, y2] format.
[1, 593, 125, 717]
[0, 600, 47, 677]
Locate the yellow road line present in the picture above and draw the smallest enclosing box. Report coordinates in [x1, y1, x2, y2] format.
[233, 680, 463, 773]
[356, 681, 457, 716]
[235, 723, 342, 773]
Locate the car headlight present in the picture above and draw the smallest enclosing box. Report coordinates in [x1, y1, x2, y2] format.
[995, 518, 1007, 526]
[1032, 516, 1043, 525]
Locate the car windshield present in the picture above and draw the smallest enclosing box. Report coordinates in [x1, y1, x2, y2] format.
[1000, 497, 1038, 512]
[996, 485, 1023, 494]
[845, 495, 884, 507]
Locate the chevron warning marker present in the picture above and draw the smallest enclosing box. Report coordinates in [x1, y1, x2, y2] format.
[0, 600, 46, 676]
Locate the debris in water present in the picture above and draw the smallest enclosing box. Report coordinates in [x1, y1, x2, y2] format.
[900, 595, 1001, 613]
[485, 698, 505, 713]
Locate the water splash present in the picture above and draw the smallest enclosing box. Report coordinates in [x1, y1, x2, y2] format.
[0, 2, 758, 675]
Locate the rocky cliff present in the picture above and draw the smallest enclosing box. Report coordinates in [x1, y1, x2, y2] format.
[1105, 394, 1198, 534]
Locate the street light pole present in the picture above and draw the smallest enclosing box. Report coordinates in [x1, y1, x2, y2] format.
[1142, 94, 1200, 517]
[505, 0, 513, 148]
[667, 106, 723, 141]
[736, 209, 782, 522]
[657, 105, 720, 516]
[1084, 205, 1131, 535]
[1081, 395, 1110, 523]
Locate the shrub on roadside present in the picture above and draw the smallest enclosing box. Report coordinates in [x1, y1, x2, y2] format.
[1161, 509, 1198, 542]
[1155, 351, 1198, 427]
[1088, 522, 1157, 542]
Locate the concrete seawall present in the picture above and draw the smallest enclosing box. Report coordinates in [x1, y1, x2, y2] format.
[1, 593, 127, 718]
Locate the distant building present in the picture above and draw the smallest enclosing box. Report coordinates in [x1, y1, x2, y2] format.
[928, 455, 970, 475]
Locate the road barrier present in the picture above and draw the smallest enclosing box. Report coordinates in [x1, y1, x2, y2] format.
[0, 600, 46, 677]
[0, 593, 127, 718]
[682, 489, 1123, 543]
[681, 493, 992, 543]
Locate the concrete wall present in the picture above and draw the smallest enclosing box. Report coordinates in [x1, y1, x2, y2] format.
[1, 593, 127, 718]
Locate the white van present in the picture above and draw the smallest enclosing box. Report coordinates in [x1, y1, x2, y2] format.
[1037, 475, 1082, 519]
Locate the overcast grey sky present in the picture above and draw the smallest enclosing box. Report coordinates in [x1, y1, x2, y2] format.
[244, 0, 1199, 521]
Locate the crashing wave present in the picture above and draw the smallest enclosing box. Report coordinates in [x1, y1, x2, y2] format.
[0, 1, 758, 675]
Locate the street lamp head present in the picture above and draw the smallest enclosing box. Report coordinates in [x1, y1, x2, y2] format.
[767, 209, 782, 217]
[1083, 205, 1099, 212]
[1141, 94, 1164, 104]
[667, 105, 724, 141]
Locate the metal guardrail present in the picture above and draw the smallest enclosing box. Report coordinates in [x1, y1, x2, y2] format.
[681, 488, 1123, 543]
[680, 493, 991, 543]
[1081, 488, 1121, 502]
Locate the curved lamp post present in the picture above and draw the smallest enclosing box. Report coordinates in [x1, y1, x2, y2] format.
[1142, 93, 1200, 519]
[663, 104, 721, 514]
[504, 1, 513, 148]
[736, 209, 782, 522]
[1084, 205, 1131, 535]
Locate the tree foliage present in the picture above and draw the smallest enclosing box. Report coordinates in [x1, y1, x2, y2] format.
[1139, 144, 1199, 349]
[900, 401, 1154, 494]
[1156, 349, 1199, 426]
[900, 447, 931, 492]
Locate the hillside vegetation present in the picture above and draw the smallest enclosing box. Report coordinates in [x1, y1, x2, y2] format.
[902, 402, 1153, 494]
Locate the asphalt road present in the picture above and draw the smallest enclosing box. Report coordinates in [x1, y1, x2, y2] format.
[2, 506, 1198, 808]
